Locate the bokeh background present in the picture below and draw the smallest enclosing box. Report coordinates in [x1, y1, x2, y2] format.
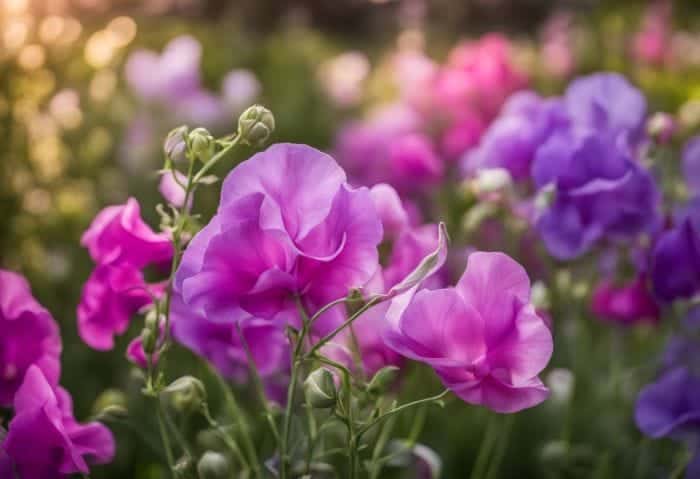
[2, 0, 700, 477]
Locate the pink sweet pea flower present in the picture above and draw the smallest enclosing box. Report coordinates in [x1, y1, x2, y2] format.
[384, 252, 553, 413]
[592, 274, 659, 325]
[0, 366, 115, 478]
[0, 270, 61, 407]
[81, 198, 173, 269]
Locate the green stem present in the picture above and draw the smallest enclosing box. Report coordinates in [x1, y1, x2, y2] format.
[357, 390, 449, 440]
[202, 404, 250, 470]
[469, 414, 499, 479]
[484, 415, 514, 479]
[369, 414, 397, 479]
[156, 404, 176, 477]
[306, 296, 382, 357]
[192, 136, 240, 184]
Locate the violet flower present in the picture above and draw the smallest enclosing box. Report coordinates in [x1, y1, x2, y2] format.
[682, 135, 700, 195]
[174, 143, 382, 338]
[159, 170, 192, 210]
[384, 252, 553, 413]
[0, 269, 61, 407]
[0, 366, 115, 478]
[651, 197, 700, 302]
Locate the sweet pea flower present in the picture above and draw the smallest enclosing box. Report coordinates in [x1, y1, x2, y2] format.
[77, 263, 157, 350]
[564, 72, 647, 144]
[651, 197, 700, 302]
[635, 367, 700, 478]
[591, 274, 659, 325]
[387, 133, 443, 191]
[682, 136, 700, 194]
[0, 366, 115, 478]
[0, 269, 61, 406]
[221, 69, 262, 114]
[532, 131, 659, 259]
[175, 143, 382, 337]
[632, 0, 672, 67]
[171, 294, 290, 402]
[463, 91, 568, 180]
[384, 252, 553, 413]
[159, 170, 191, 210]
[81, 198, 173, 269]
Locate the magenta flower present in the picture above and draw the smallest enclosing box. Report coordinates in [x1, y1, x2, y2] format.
[591, 274, 659, 325]
[384, 252, 553, 413]
[81, 198, 173, 269]
[0, 269, 61, 407]
[159, 170, 191, 210]
[77, 263, 156, 350]
[0, 366, 115, 478]
[175, 143, 382, 337]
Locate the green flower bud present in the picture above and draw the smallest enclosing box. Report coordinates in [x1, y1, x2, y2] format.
[164, 125, 188, 162]
[140, 327, 157, 355]
[367, 366, 400, 396]
[238, 104, 275, 147]
[197, 451, 230, 479]
[173, 455, 194, 478]
[188, 127, 215, 163]
[303, 368, 337, 409]
[164, 376, 207, 414]
[92, 389, 128, 421]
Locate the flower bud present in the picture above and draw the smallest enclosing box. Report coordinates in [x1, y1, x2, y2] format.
[238, 104, 275, 147]
[188, 127, 215, 163]
[534, 183, 556, 212]
[546, 368, 575, 404]
[647, 112, 676, 144]
[164, 126, 188, 162]
[93, 389, 128, 420]
[164, 376, 207, 414]
[140, 327, 157, 355]
[197, 451, 230, 479]
[367, 366, 400, 396]
[173, 455, 194, 478]
[304, 368, 337, 409]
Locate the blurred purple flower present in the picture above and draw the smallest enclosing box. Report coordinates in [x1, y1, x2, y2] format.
[175, 143, 382, 339]
[682, 136, 700, 195]
[221, 69, 261, 114]
[125, 35, 202, 104]
[532, 132, 659, 259]
[651, 197, 700, 302]
[77, 263, 157, 351]
[440, 113, 485, 161]
[564, 72, 647, 144]
[0, 366, 115, 478]
[81, 198, 173, 269]
[384, 252, 553, 413]
[591, 274, 659, 325]
[387, 133, 443, 191]
[635, 366, 700, 478]
[0, 269, 61, 407]
[463, 91, 568, 180]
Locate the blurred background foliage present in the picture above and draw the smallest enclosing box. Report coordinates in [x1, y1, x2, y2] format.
[2, 0, 700, 477]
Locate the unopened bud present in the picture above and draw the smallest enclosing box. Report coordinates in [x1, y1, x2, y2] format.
[140, 328, 157, 355]
[534, 183, 556, 212]
[173, 455, 194, 478]
[647, 112, 676, 144]
[188, 127, 215, 162]
[197, 451, 230, 479]
[164, 126, 188, 162]
[304, 368, 337, 409]
[93, 389, 128, 421]
[164, 376, 207, 413]
[546, 368, 575, 404]
[238, 104, 275, 147]
[367, 366, 400, 396]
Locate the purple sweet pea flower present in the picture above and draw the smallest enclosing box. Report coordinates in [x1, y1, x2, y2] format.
[564, 72, 647, 144]
[175, 143, 382, 338]
[651, 197, 700, 302]
[532, 131, 659, 259]
[125, 35, 202, 104]
[0, 269, 61, 407]
[81, 198, 173, 269]
[463, 91, 568, 181]
[682, 136, 700, 195]
[171, 294, 290, 403]
[384, 252, 553, 413]
[0, 366, 115, 478]
[591, 274, 659, 325]
[77, 263, 157, 350]
[221, 69, 261, 114]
